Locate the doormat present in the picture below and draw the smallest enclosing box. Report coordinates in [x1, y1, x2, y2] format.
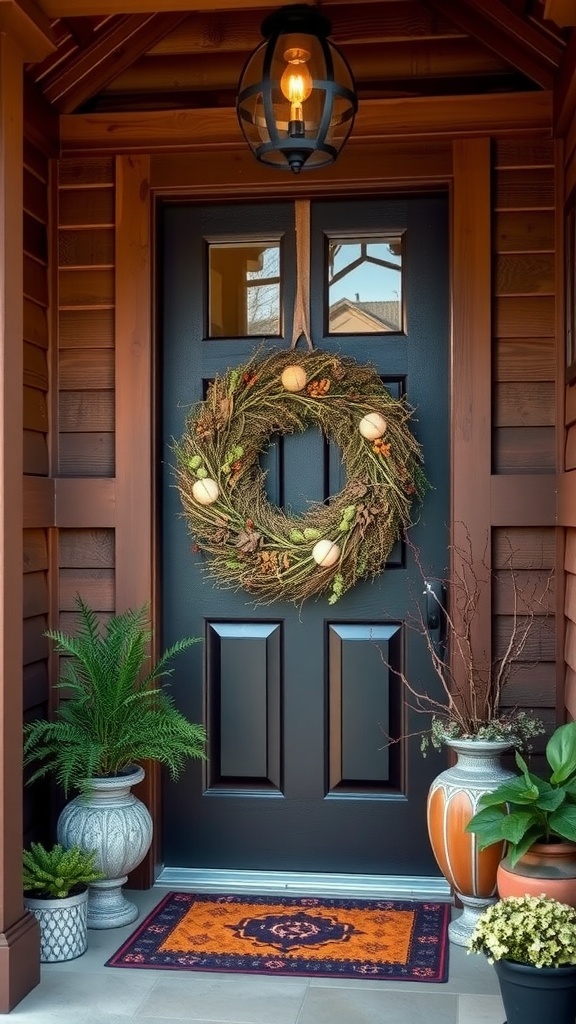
[105, 892, 450, 982]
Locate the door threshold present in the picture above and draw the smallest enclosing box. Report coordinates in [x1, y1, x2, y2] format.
[155, 867, 452, 901]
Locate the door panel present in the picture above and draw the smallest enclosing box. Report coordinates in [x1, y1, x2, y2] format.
[161, 196, 449, 876]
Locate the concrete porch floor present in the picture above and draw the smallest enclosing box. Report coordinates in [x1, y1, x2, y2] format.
[9, 890, 505, 1023]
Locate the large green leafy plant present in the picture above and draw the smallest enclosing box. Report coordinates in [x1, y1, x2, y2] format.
[466, 722, 576, 866]
[24, 598, 206, 795]
[23, 842, 103, 899]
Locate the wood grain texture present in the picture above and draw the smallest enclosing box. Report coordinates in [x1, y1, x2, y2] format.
[490, 476, 557, 526]
[494, 526, 556, 568]
[60, 92, 552, 154]
[58, 349, 114, 389]
[23, 255, 48, 306]
[494, 338, 555, 380]
[493, 137, 555, 169]
[494, 426, 556, 473]
[150, 142, 453, 194]
[23, 299, 48, 348]
[494, 382, 555, 426]
[24, 386, 48, 433]
[59, 391, 114, 432]
[59, 528, 114, 567]
[59, 568, 115, 610]
[58, 228, 114, 267]
[24, 430, 49, 476]
[58, 267, 114, 306]
[493, 569, 555, 614]
[55, 478, 116, 527]
[494, 211, 555, 253]
[23, 479, 54, 530]
[58, 432, 115, 476]
[451, 137, 492, 689]
[494, 253, 554, 295]
[59, 308, 114, 348]
[494, 297, 555, 337]
[494, 168, 555, 209]
[58, 187, 115, 227]
[559, 471, 576, 526]
[23, 571, 49, 619]
[58, 157, 114, 186]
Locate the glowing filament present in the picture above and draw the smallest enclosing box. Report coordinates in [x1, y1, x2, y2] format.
[280, 47, 313, 123]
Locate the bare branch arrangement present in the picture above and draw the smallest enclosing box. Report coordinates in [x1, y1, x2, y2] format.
[387, 529, 552, 753]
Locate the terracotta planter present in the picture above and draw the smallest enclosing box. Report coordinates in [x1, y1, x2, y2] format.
[497, 841, 576, 907]
[427, 738, 515, 945]
[494, 958, 576, 1024]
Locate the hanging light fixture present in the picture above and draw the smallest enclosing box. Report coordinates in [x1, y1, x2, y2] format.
[236, 4, 357, 174]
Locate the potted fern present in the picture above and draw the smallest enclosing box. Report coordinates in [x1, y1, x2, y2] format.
[23, 842, 103, 962]
[23, 598, 207, 929]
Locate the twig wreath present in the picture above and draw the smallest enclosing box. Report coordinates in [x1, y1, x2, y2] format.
[173, 349, 426, 605]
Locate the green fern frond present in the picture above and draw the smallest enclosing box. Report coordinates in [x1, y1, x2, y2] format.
[24, 597, 206, 795]
[23, 843, 103, 898]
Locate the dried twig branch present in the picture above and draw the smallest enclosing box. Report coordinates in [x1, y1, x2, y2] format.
[379, 526, 552, 751]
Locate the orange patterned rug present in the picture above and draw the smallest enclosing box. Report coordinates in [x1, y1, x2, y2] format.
[106, 892, 450, 982]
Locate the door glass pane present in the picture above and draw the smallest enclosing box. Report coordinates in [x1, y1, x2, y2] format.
[209, 241, 281, 337]
[327, 236, 403, 334]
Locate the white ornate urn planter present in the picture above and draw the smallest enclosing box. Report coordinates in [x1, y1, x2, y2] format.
[57, 765, 153, 929]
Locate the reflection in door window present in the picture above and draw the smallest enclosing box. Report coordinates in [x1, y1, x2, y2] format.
[208, 241, 281, 337]
[327, 236, 403, 334]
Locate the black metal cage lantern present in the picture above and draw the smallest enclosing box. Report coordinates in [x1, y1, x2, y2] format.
[236, 4, 357, 173]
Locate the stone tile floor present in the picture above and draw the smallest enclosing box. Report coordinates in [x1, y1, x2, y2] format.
[10, 890, 505, 1023]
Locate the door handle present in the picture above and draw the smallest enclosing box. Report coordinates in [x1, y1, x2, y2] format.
[424, 580, 447, 657]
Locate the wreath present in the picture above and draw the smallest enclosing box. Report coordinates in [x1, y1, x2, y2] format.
[174, 349, 426, 605]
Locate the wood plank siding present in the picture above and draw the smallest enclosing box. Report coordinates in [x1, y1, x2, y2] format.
[563, 99, 576, 719]
[56, 158, 116, 652]
[23, 134, 51, 846]
[492, 138, 558, 736]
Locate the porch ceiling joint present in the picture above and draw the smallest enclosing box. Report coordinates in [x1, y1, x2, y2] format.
[58, 91, 553, 155]
[427, 0, 563, 89]
[0, 0, 55, 62]
[43, 11, 190, 114]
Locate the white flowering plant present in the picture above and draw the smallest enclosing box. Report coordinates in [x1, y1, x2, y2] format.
[468, 895, 576, 968]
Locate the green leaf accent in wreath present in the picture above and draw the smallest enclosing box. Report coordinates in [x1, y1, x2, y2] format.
[173, 349, 427, 605]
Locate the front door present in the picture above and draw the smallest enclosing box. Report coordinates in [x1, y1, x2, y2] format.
[161, 196, 449, 877]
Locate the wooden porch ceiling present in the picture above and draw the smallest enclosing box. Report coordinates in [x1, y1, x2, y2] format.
[25, 0, 570, 121]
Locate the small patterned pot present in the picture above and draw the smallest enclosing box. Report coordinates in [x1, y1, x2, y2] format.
[24, 888, 88, 963]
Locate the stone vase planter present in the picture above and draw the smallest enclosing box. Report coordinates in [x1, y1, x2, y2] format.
[427, 737, 515, 945]
[57, 765, 153, 929]
[24, 888, 89, 962]
[497, 840, 576, 907]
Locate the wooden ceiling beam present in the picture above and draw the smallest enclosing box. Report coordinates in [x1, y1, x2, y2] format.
[553, 29, 576, 134]
[427, 0, 563, 89]
[147, 3, 464, 58]
[0, 0, 55, 61]
[37, 0, 386, 16]
[103, 39, 510, 95]
[544, 0, 576, 28]
[59, 90, 553, 155]
[43, 11, 190, 112]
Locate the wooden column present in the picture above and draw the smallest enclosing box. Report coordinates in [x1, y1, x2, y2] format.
[451, 138, 493, 690]
[0, 1, 54, 1010]
[114, 155, 156, 884]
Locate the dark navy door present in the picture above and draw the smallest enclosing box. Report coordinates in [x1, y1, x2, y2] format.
[161, 196, 449, 876]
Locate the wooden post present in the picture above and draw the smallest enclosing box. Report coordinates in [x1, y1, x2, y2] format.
[451, 138, 493, 697]
[0, 2, 54, 1011]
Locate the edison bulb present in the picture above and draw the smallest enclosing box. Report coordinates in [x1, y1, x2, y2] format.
[280, 47, 313, 123]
